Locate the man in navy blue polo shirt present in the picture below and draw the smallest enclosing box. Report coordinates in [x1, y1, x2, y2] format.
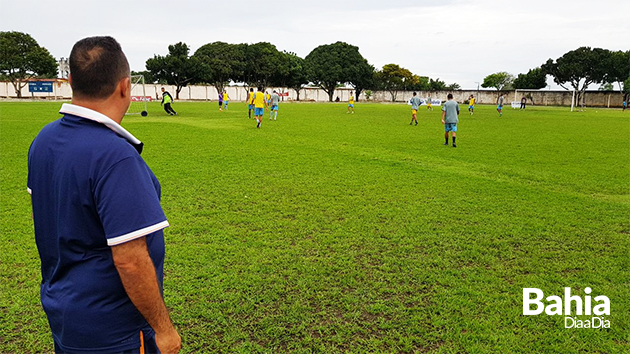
[27, 37, 181, 353]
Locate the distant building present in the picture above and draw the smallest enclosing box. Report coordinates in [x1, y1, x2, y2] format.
[58, 58, 69, 79]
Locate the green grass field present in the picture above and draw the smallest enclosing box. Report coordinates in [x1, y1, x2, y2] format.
[1, 101, 629, 353]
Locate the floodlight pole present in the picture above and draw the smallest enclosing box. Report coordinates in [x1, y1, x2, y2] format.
[475, 82, 480, 102]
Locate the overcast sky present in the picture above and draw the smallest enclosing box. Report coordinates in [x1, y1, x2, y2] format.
[3, 0, 629, 90]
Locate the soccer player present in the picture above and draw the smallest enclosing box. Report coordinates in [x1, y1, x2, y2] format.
[247, 88, 255, 119]
[161, 87, 177, 115]
[442, 93, 460, 147]
[468, 95, 475, 115]
[409, 92, 422, 125]
[253, 87, 267, 128]
[218, 91, 224, 111]
[347, 94, 355, 113]
[426, 95, 433, 111]
[623, 99, 626, 111]
[270, 90, 280, 120]
[497, 94, 504, 117]
[223, 90, 230, 110]
[520, 96, 527, 109]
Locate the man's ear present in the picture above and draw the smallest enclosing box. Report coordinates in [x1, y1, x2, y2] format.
[119, 77, 131, 98]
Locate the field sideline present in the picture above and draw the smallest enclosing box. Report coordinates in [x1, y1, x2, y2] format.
[1, 101, 629, 353]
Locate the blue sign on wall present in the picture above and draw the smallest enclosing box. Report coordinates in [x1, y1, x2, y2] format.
[28, 81, 54, 93]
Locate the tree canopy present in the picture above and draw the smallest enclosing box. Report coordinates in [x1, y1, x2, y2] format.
[194, 41, 245, 94]
[375, 64, 414, 102]
[146, 42, 201, 99]
[280, 51, 309, 101]
[481, 72, 514, 93]
[240, 42, 285, 90]
[603, 50, 630, 92]
[346, 56, 374, 101]
[0, 31, 57, 97]
[305, 42, 369, 102]
[513, 67, 547, 90]
[541, 47, 609, 105]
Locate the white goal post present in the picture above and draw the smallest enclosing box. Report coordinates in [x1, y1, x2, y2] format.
[126, 75, 149, 116]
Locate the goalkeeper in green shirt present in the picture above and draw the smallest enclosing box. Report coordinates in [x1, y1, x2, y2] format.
[161, 87, 177, 115]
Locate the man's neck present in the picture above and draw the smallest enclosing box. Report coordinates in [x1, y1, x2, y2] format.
[71, 98, 124, 124]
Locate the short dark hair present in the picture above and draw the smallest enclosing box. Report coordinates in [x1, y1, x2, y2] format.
[447, 93, 453, 99]
[413, 92, 417, 96]
[69, 36, 130, 99]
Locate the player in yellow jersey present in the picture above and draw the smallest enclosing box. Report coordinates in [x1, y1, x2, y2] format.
[253, 87, 268, 128]
[468, 95, 475, 115]
[347, 94, 355, 114]
[247, 88, 255, 119]
[426, 95, 433, 111]
[223, 90, 230, 110]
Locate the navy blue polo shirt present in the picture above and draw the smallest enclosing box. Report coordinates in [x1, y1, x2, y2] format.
[27, 103, 169, 353]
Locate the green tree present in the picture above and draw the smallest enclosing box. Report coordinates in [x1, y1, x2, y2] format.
[193, 41, 245, 94]
[428, 78, 447, 91]
[375, 64, 414, 102]
[146, 42, 200, 99]
[513, 67, 547, 89]
[446, 82, 461, 90]
[0, 31, 57, 98]
[305, 42, 367, 102]
[598, 83, 614, 91]
[406, 75, 430, 91]
[542, 47, 609, 106]
[279, 51, 309, 101]
[346, 57, 374, 101]
[604, 50, 630, 93]
[241, 42, 284, 90]
[481, 72, 514, 94]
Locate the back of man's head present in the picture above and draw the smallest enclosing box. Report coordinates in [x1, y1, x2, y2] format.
[69, 36, 130, 100]
[447, 93, 453, 100]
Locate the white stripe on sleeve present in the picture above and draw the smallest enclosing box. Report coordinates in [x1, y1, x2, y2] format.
[107, 220, 170, 246]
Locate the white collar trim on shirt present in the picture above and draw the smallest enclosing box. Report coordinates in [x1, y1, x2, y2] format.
[59, 103, 142, 146]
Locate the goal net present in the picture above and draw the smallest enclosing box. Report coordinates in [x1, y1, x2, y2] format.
[127, 75, 149, 116]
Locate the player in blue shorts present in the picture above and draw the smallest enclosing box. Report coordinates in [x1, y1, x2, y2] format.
[252, 87, 267, 128]
[247, 87, 255, 119]
[442, 93, 460, 147]
[347, 94, 355, 113]
[270, 90, 280, 120]
[497, 94, 504, 117]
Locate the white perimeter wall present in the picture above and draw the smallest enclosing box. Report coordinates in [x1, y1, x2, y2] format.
[0, 81, 626, 107]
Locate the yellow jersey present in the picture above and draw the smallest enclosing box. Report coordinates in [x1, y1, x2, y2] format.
[248, 92, 255, 104]
[223, 92, 229, 101]
[470, 98, 475, 106]
[253, 92, 266, 108]
[349, 96, 355, 105]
